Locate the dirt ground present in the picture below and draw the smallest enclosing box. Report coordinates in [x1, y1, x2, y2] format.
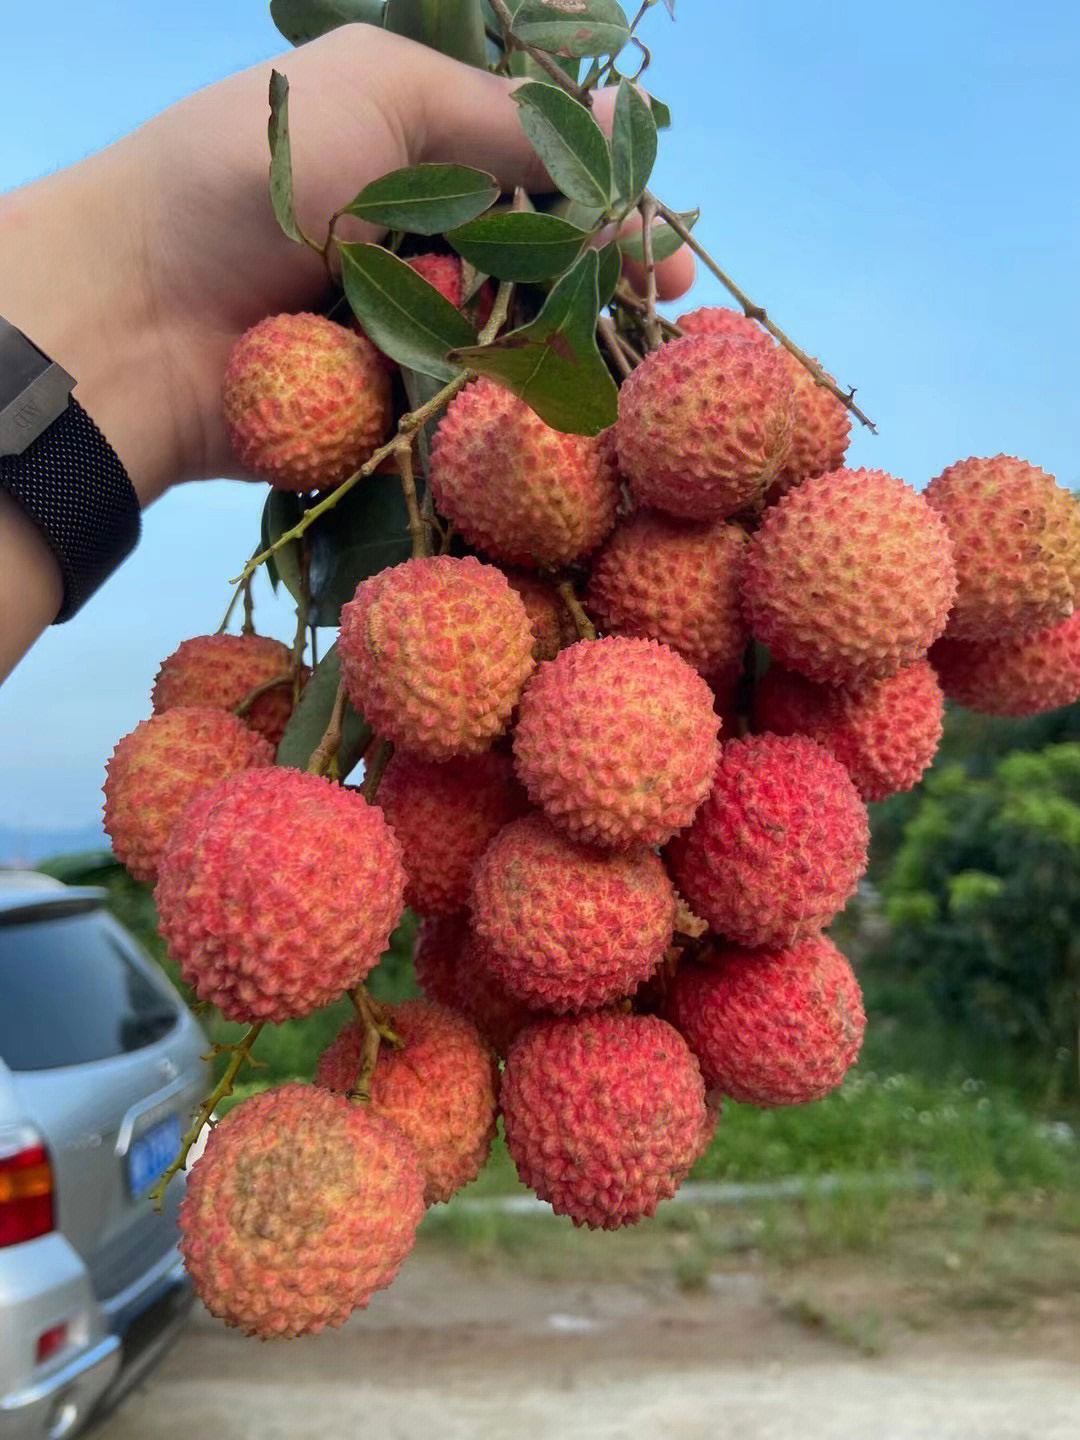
[102, 1219, 1080, 1440]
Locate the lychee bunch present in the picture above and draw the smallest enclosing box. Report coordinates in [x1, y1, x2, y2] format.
[429, 376, 619, 568]
[500, 1011, 708, 1229]
[337, 555, 536, 760]
[513, 636, 721, 848]
[155, 767, 405, 1022]
[222, 312, 393, 490]
[667, 733, 869, 947]
[470, 813, 676, 1012]
[665, 938, 866, 1105]
[741, 468, 957, 683]
[104, 708, 274, 884]
[151, 633, 308, 749]
[615, 333, 795, 520]
[930, 612, 1080, 715]
[179, 1083, 424, 1337]
[316, 1000, 498, 1205]
[412, 914, 535, 1058]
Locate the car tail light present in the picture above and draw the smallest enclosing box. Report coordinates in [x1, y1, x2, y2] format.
[0, 1140, 55, 1247]
[36, 1323, 69, 1364]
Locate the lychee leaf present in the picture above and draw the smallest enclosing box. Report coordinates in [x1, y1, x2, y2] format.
[648, 95, 672, 131]
[261, 490, 306, 601]
[270, 0, 386, 44]
[512, 82, 612, 210]
[449, 248, 617, 434]
[511, 0, 630, 58]
[344, 164, 499, 235]
[275, 643, 372, 779]
[618, 208, 698, 263]
[445, 211, 587, 282]
[340, 243, 476, 381]
[267, 72, 303, 245]
[596, 241, 621, 308]
[384, 0, 488, 68]
[611, 79, 657, 206]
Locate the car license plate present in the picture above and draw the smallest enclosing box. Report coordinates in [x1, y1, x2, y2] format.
[127, 1114, 184, 1197]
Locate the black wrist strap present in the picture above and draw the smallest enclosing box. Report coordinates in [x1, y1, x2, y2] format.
[0, 395, 141, 621]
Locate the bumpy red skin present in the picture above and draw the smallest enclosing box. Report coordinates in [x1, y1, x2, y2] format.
[155, 768, 405, 1022]
[316, 1000, 498, 1205]
[103, 708, 273, 885]
[151, 634, 308, 749]
[924, 454, 1080, 642]
[429, 376, 619, 568]
[666, 939, 866, 1106]
[179, 1084, 424, 1337]
[406, 252, 494, 328]
[222, 313, 393, 490]
[753, 660, 944, 803]
[741, 468, 957, 684]
[504, 570, 578, 663]
[667, 734, 869, 948]
[615, 334, 794, 521]
[586, 509, 750, 675]
[500, 1011, 708, 1230]
[376, 750, 527, 916]
[513, 636, 721, 849]
[470, 813, 676, 1012]
[337, 556, 536, 761]
[412, 915, 535, 1058]
[930, 612, 1080, 715]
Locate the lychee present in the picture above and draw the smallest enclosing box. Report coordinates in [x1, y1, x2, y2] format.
[930, 612, 1080, 715]
[155, 767, 405, 1022]
[151, 633, 308, 749]
[376, 750, 527, 916]
[316, 999, 498, 1204]
[741, 468, 957, 683]
[406, 252, 494, 328]
[753, 659, 944, 802]
[412, 915, 534, 1058]
[615, 333, 794, 520]
[429, 377, 619, 568]
[499, 1011, 707, 1229]
[222, 312, 392, 490]
[504, 570, 578, 663]
[513, 636, 721, 849]
[666, 938, 865, 1106]
[924, 454, 1080, 642]
[470, 813, 676, 1012]
[103, 708, 274, 885]
[585, 509, 750, 675]
[337, 555, 536, 760]
[666, 733, 869, 948]
[179, 1083, 424, 1337]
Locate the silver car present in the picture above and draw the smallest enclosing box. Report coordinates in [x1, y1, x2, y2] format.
[0, 871, 209, 1439]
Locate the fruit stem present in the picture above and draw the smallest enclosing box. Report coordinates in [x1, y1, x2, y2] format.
[307, 680, 348, 777]
[598, 316, 633, 378]
[217, 548, 260, 634]
[395, 442, 431, 559]
[557, 580, 597, 642]
[233, 672, 294, 719]
[638, 196, 662, 351]
[346, 986, 401, 1102]
[488, 0, 593, 106]
[645, 192, 878, 433]
[148, 1022, 265, 1207]
[361, 738, 394, 803]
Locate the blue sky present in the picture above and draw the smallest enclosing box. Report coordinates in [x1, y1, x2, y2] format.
[1, 0, 1078, 838]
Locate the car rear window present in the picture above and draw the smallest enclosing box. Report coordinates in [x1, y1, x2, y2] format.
[0, 913, 181, 1071]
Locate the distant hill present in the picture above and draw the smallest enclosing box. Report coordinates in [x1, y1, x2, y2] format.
[0, 821, 109, 868]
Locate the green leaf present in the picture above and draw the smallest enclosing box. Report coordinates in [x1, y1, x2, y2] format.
[275, 644, 373, 779]
[596, 241, 621, 307]
[511, 0, 630, 58]
[267, 72, 303, 245]
[383, 0, 488, 66]
[340, 243, 476, 381]
[449, 248, 617, 434]
[270, 0, 386, 43]
[611, 79, 657, 206]
[618, 208, 698, 263]
[649, 95, 672, 130]
[446, 211, 587, 282]
[344, 164, 499, 235]
[511, 82, 612, 210]
[261, 490, 307, 604]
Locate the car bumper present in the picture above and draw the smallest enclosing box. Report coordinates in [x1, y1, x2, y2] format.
[0, 1335, 120, 1440]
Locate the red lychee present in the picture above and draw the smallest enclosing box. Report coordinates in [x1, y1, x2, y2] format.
[103, 708, 274, 885]
[179, 1083, 424, 1337]
[930, 612, 1080, 716]
[666, 938, 865, 1106]
[222, 313, 393, 490]
[470, 813, 676, 1012]
[412, 915, 534, 1058]
[337, 556, 536, 760]
[406, 252, 494, 328]
[666, 733, 869, 948]
[151, 633, 308, 749]
[429, 377, 619, 568]
[513, 636, 721, 849]
[500, 1011, 707, 1229]
[504, 570, 578, 663]
[741, 467, 957, 683]
[155, 768, 405, 1022]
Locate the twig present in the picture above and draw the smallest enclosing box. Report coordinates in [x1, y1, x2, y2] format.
[307, 680, 348, 777]
[557, 580, 597, 642]
[488, 0, 592, 105]
[396, 443, 430, 559]
[638, 195, 662, 351]
[598, 315, 634, 379]
[361, 738, 393, 803]
[613, 285, 683, 339]
[346, 986, 401, 1102]
[646, 193, 877, 432]
[233, 672, 293, 718]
